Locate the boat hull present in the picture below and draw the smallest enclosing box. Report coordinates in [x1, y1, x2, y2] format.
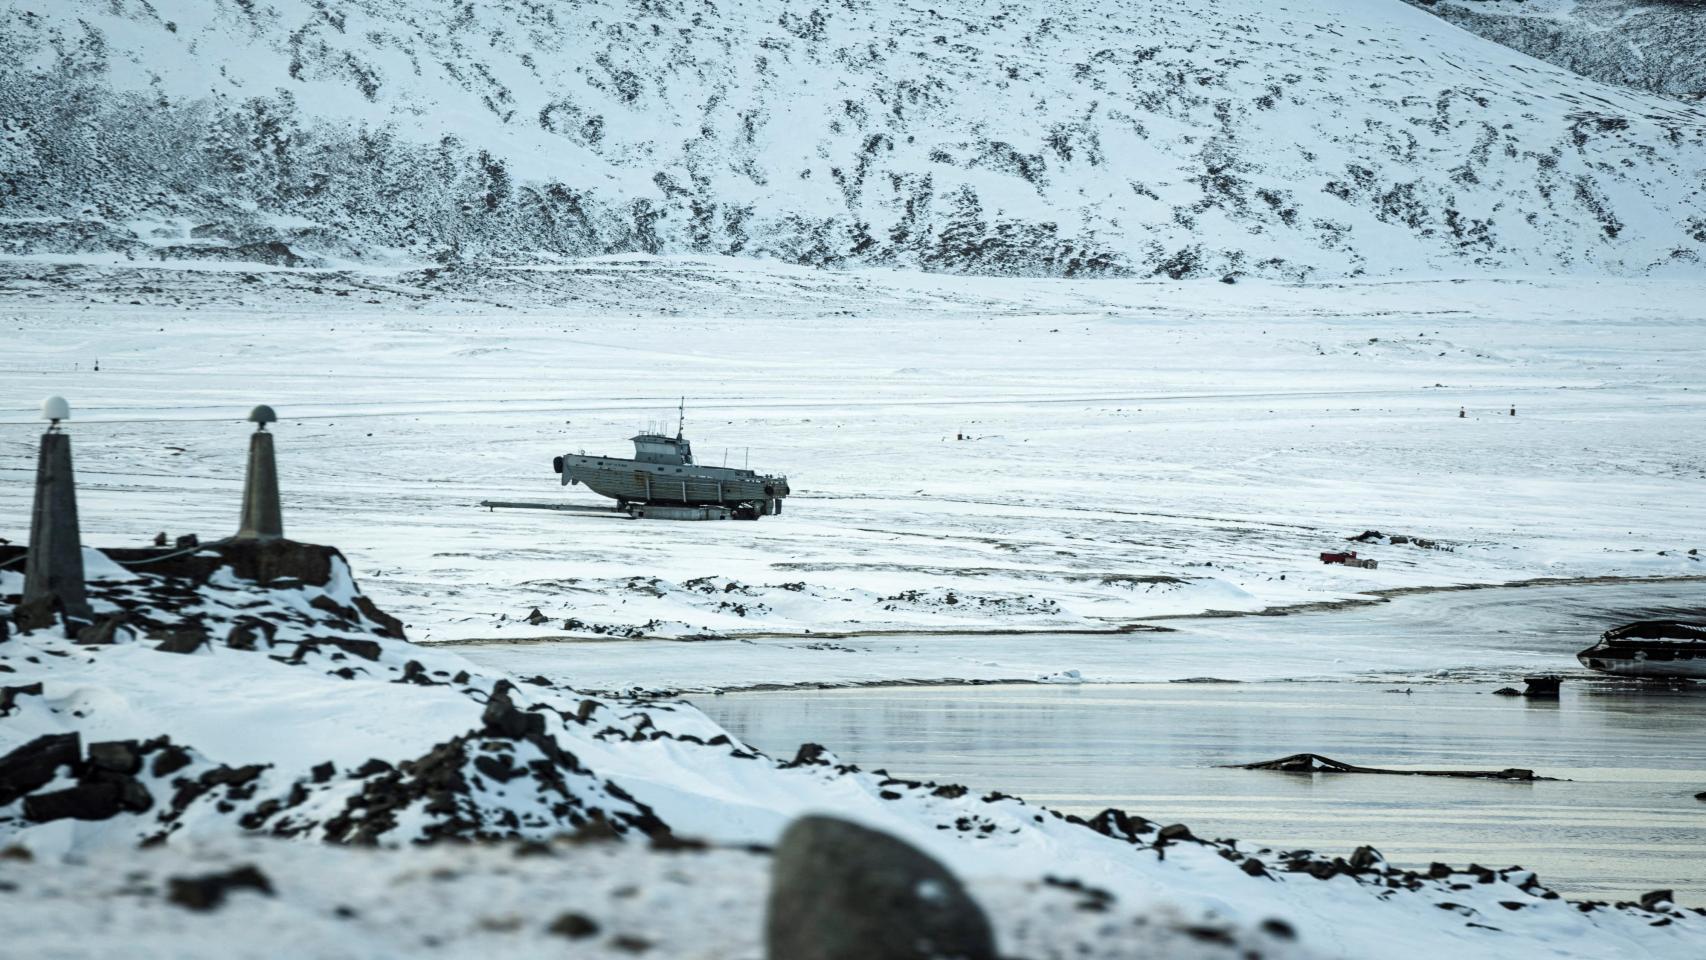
[1576, 643, 1706, 680]
[558, 453, 789, 509]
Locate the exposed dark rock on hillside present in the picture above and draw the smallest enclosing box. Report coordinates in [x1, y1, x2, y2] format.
[1, 0, 1704, 277]
[1407, 1, 1706, 101]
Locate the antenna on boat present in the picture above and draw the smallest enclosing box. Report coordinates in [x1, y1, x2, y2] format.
[677, 396, 685, 440]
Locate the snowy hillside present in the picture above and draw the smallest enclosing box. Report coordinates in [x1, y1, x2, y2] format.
[1406, 0, 1706, 101]
[2, 0, 1706, 277]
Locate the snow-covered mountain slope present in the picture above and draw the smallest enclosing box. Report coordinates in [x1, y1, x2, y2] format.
[1406, 0, 1706, 101]
[2, 0, 1705, 277]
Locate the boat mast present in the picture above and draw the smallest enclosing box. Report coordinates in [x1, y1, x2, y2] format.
[677, 396, 685, 440]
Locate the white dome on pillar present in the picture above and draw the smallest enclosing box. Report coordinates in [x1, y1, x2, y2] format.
[41, 395, 70, 423]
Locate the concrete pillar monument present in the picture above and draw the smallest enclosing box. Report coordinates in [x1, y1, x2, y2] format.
[236, 404, 284, 541]
[23, 396, 92, 626]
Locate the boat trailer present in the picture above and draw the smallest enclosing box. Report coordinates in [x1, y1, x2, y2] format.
[478, 500, 747, 521]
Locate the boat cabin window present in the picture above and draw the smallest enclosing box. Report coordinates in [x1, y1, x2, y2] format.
[631, 434, 691, 465]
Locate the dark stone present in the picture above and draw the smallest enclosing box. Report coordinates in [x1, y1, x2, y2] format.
[200, 764, 265, 788]
[81, 768, 154, 813]
[1522, 675, 1562, 698]
[782, 742, 833, 768]
[547, 912, 600, 939]
[765, 815, 997, 960]
[151, 743, 193, 777]
[310, 595, 359, 625]
[166, 865, 274, 911]
[151, 628, 208, 654]
[0, 617, 7, 643]
[473, 754, 517, 784]
[351, 594, 406, 639]
[1349, 845, 1383, 870]
[23, 781, 122, 822]
[352, 758, 393, 778]
[88, 540, 344, 591]
[1260, 918, 1296, 940]
[311, 762, 335, 783]
[226, 620, 271, 650]
[1428, 862, 1453, 879]
[569, 818, 623, 844]
[89, 740, 143, 775]
[1641, 890, 1674, 910]
[650, 833, 709, 852]
[12, 596, 56, 633]
[76, 614, 129, 645]
[1156, 823, 1194, 843]
[325, 637, 381, 661]
[1084, 808, 1153, 842]
[575, 699, 600, 723]
[1695, 791, 1706, 802]
[1298, 859, 1342, 880]
[1491, 687, 1521, 697]
[1241, 857, 1269, 878]
[174, 534, 200, 549]
[0, 681, 44, 716]
[513, 840, 554, 857]
[117, 776, 154, 812]
[483, 683, 546, 739]
[220, 540, 334, 587]
[1180, 925, 1234, 945]
[0, 732, 81, 805]
[239, 798, 283, 829]
[525, 607, 549, 625]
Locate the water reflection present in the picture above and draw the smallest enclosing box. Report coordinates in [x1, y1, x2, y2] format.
[697, 682, 1706, 904]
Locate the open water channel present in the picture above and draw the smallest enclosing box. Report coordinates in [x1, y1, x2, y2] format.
[698, 677, 1706, 904]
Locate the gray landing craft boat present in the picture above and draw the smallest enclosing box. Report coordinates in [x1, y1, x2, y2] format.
[552, 406, 790, 520]
[1577, 621, 1706, 680]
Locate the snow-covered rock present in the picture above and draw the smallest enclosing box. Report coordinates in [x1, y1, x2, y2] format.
[3, 539, 1704, 958]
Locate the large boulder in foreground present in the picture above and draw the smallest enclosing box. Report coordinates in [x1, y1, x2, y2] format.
[766, 815, 996, 960]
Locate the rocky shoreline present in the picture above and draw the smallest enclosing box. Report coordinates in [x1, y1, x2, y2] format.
[4, 534, 1703, 957]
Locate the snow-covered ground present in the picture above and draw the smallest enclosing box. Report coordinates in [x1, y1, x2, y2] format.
[2, 538, 1701, 959]
[3, 262, 1705, 956]
[458, 579, 1706, 693]
[2, 260, 1701, 652]
[0, 836, 1321, 960]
